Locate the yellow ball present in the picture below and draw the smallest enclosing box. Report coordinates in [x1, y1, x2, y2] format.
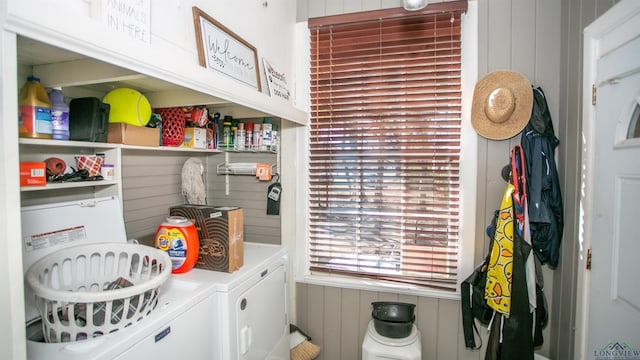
[102, 88, 152, 126]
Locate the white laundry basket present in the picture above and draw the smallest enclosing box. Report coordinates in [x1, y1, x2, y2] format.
[25, 243, 172, 343]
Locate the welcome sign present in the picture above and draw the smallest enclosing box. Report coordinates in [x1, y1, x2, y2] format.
[192, 7, 261, 91]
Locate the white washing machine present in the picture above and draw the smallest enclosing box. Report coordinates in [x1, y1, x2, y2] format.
[362, 319, 421, 360]
[21, 196, 289, 360]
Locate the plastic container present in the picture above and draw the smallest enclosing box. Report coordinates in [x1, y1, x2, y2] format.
[101, 164, 115, 179]
[155, 216, 199, 274]
[18, 76, 52, 139]
[156, 107, 186, 147]
[262, 117, 273, 151]
[371, 302, 416, 323]
[245, 121, 254, 150]
[49, 87, 69, 140]
[253, 123, 262, 151]
[234, 122, 246, 150]
[24, 243, 172, 343]
[271, 124, 279, 152]
[373, 317, 415, 339]
[222, 121, 232, 148]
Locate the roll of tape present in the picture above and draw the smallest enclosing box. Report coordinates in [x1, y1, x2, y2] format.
[44, 157, 67, 176]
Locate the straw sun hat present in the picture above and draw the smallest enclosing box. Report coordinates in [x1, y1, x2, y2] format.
[471, 70, 533, 140]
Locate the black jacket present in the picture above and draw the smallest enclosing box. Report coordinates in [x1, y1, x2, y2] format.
[521, 87, 564, 268]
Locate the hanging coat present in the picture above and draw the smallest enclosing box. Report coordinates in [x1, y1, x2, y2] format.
[520, 87, 563, 268]
[485, 225, 534, 360]
[485, 145, 544, 360]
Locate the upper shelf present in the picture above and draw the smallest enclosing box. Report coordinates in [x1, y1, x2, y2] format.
[16, 36, 308, 124]
[18, 138, 224, 154]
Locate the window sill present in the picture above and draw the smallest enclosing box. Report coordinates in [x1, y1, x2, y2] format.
[295, 273, 461, 301]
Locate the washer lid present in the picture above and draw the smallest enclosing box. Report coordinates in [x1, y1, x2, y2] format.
[367, 319, 419, 346]
[21, 196, 127, 275]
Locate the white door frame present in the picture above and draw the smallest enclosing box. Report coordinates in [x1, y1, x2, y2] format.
[576, 1, 640, 358]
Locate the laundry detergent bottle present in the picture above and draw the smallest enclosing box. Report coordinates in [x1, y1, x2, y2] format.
[155, 216, 199, 274]
[18, 76, 52, 139]
[49, 87, 69, 140]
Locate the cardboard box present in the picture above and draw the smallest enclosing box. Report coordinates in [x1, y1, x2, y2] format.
[20, 162, 46, 186]
[169, 205, 243, 272]
[107, 123, 159, 147]
[181, 127, 207, 149]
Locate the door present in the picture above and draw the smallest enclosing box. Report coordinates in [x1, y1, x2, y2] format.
[588, 42, 640, 357]
[579, 1, 640, 358]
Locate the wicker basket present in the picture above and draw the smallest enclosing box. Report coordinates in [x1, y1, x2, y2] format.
[25, 243, 172, 343]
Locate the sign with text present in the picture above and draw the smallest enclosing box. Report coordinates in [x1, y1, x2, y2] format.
[192, 7, 261, 91]
[102, 0, 151, 44]
[262, 58, 291, 103]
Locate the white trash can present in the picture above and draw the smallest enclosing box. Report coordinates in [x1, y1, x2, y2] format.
[362, 320, 421, 360]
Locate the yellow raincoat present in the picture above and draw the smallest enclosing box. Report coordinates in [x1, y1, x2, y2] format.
[484, 183, 515, 315]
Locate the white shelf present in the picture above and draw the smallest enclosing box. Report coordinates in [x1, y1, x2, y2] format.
[18, 138, 120, 149]
[20, 179, 119, 192]
[19, 138, 224, 154]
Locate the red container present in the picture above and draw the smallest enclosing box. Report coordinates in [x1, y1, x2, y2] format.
[156, 107, 185, 146]
[155, 216, 199, 274]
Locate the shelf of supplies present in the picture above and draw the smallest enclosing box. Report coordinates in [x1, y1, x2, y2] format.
[216, 162, 277, 176]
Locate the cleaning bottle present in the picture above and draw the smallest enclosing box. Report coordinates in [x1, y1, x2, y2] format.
[18, 76, 52, 139]
[262, 117, 272, 151]
[155, 216, 199, 274]
[49, 87, 69, 140]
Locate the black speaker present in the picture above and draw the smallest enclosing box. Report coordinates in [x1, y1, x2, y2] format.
[69, 97, 110, 142]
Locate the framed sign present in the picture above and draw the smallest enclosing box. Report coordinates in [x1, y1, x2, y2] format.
[262, 58, 291, 103]
[192, 7, 261, 91]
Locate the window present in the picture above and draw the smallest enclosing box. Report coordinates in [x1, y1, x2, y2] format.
[305, 1, 472, 293]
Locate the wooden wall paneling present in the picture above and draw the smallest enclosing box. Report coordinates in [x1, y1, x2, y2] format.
[475, 1, 491, 260]
[343, 0, 364, 14]
[534, 0, 562, 91]
[295, 282, 309, 330]
[308, 0, 327, 18]
[296, 0, 309, 22]
[416, 296, 439, 359]
[322, 286, 343, 360]
[437, 299, 462, 359]
[325, 0, 344, 16]
[487, 0, 513, 69]
[483, 0, 515, 261]
[358, 290, 379, 359]
[121, 151, 197, 243]
[339, 288, 360, 359]
[381, 0, 400, 9]
[363, 0, 384, 12]
[511, 0, 536, 78]
[377, 291, 400, 302]
[306, 284, 326, 356]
